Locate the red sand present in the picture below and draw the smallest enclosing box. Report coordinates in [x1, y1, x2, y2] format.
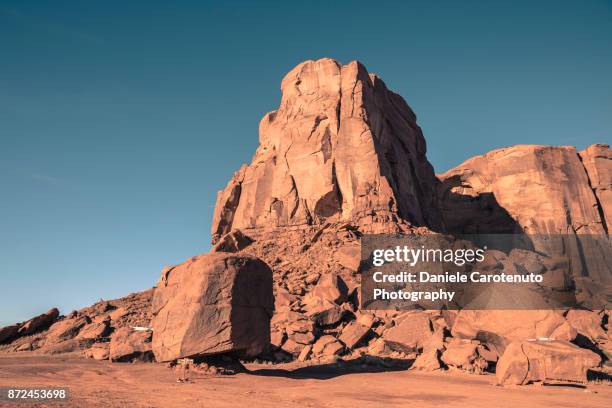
[0, 355, 609, 407]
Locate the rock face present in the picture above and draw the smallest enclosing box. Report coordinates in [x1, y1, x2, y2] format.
[211, 58, 442, 242]
[438, 144, 609, 235]
[438, 144, 612, 301]
[496, 340, 600, 385]
[580, 144, 612, 232]
[151, 252, 274, 362]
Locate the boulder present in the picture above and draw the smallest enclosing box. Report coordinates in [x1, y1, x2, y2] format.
[565, 309, 606, 341]
[304, 299, 344, 326]
[338, 321, 371, 349]
[211, 229, 253, 253]
[109, 327, 153, 362]
[17, 308, 59, 336]
[334, 244, 361, 272]
[39, 339, 87, 355]
[85, 343, 110, 360]
[270, 328, 285, 349]
[0, 324, 21, 344]
[109, 307, 128, 322]
[382, 312, 432, 353]
[210, 58, 443, 243]
[151, 252, 274, 362]
[311, 273, 348, 305]
[311, 335, 344, 357]
[281, 338, 305, 355]
[476, 345, 498, 363]
[286, 319, 315, 345]
[412, 349, 442, 371]
[46, 316, 90, 343]
[421, 328, 445, 353]
[367, 338, 394, 356]
[77, 321, 111, 340]
[496, 340, 601, 385]
[15, 342, 32, 352]
[297, 344, 312, 362]
[441, 341, 479, 370]
[274, 288, 297, 312]
[451, 310, 569, 344]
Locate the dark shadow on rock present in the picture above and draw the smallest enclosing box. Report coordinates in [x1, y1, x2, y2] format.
[435, 177, 536, 252]
[573, 334, 608, 363]
[437, 175, 524, 236]
[587, 369, 612, 382]
[246, 356, 413, 380]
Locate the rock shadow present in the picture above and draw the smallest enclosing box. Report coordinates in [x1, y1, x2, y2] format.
[437, 175, 523, 236]
[435, 177, 535, 252]
[247, 356, 412, 380]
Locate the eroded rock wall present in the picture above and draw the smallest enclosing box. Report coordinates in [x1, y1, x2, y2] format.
[211, 58, 442, 242]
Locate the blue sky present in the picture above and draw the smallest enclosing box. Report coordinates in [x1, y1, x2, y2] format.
[1, 1, 611, 325]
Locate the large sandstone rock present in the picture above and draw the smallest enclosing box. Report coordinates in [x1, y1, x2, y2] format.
[311, 335, 344, 358]
[45, 316, 90, 344]
[579, 144, 612, 229]
[565, 309, 606, 341]
[496, 340, 600, 385]
[440, 341, 480, 370]
[211, 58, 442, 242]
[17, 308, 59, 336]
[85, 343, 110, 360]
[338, 321, 371, 349]
[109, 327, 153, 362]
[451, 310, 572, 347]
[151, 252, 273, 362]
[411, 349, 442, 371]
[382, 312, 432, 353]
[311, 272, 348, 305]
[438, 144, 608, 235]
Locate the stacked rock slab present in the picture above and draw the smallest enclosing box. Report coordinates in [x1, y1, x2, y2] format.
[150, 252, 274, 362]
[211, 58, 442, 242]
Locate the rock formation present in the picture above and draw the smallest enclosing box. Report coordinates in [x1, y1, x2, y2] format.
[496, 340, 601, 385]
[1, 58, 610, 385]
[437, 144, 609, 235]
[0, 290, 153, 358]
[205, 58, 610, 380]
[211, 58, 442, 242]
[109, 327, 153, 362]
[150, 252, 274, 362]
[437, 144, 612, 305]
[580, 144, 612, 233]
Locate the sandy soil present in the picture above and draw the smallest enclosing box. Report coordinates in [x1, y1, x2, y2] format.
[0, 355, 609, 408]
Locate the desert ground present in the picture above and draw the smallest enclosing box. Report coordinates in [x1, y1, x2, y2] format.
[0, 355, 609, 408]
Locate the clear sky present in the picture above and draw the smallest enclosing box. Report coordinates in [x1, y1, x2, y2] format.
[1, 1, 611, 325]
